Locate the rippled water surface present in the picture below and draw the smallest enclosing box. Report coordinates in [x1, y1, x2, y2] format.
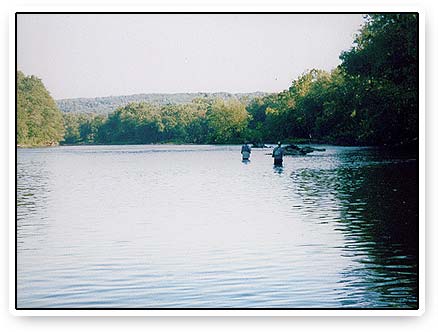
[17, 145, 418, 308]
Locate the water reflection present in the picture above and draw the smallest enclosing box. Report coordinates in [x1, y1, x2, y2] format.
[17, 157, 51, 253]
[289, 150, 418, 308]
[273, 165, 284, 175]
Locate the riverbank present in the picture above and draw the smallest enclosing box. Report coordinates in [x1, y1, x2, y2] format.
[16, 133, 419, 156]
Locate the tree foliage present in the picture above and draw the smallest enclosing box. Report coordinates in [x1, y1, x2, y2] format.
[17, 71, 64, 146]
[340, 14, 418, 145]
[206, 99, 249, 143]
[244, 14, 418, 146]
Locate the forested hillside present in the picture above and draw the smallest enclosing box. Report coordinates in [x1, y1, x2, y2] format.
[56, 92, 268, 115]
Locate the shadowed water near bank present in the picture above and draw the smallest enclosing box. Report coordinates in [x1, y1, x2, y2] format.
[17, 145, 418, 308]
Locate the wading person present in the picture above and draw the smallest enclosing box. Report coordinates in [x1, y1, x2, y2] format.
[272, 141, 284, 166]
[241, 142, 251, 161]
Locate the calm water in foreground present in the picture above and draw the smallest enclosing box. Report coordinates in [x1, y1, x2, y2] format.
[17, 145, 418, 309]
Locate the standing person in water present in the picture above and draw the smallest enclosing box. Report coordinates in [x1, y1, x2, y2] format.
[241, 142, 251, 161]
[272, 141, 284, 166]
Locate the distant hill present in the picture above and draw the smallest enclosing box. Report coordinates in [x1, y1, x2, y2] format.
[56, 92, 269, 114]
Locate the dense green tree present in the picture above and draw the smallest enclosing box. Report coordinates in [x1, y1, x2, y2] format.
[340, 13, 418, 145]
[62, 113, 81, 144]
[97, 103, 161, 143]
[315, 68, 362, 144]
[17, 71, 64, 146]
[206, 99, 249, 143]
[62, 113, 106, 144]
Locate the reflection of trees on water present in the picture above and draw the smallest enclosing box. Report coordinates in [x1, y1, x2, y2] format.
[273, 165, 284, 175]
[17, 158, 51, 251]
[289, 153, 418, 308]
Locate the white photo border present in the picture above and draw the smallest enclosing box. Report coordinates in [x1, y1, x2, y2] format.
[9, 7, 426, 316]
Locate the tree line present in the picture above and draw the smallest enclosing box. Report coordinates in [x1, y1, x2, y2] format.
[62, 98, 249, 144]
[18, 14, 418, 148]
[56, 92, 267, 115]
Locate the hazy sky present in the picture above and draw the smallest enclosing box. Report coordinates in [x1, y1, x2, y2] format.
[17, 13, 364, 100]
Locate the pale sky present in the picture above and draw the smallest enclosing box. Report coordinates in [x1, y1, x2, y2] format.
[17, 13, 364, 100]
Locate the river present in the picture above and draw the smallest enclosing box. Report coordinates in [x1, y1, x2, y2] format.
[16, 144, 418, 309]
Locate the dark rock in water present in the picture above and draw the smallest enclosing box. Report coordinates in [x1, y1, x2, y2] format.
[300, 146, 325, 153]
[284, 145, 326, 155]
[284, 145, 306, 155]
[252, 143, 270, 148]
[299, 146, 313, 154]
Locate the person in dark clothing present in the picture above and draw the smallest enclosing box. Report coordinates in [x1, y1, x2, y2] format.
[241, 142, 251, 161]
[272, 142, 284, 166]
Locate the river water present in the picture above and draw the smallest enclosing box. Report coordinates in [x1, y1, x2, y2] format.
[16, 144, 419, 309]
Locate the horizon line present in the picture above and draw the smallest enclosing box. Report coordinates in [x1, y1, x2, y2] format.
[55, 90, 279, 101]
